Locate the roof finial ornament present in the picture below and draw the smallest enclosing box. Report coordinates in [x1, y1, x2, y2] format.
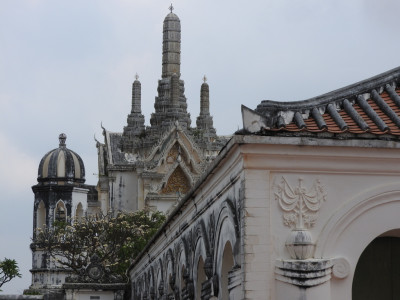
[59, 133, 67, 147]
[203, 75, 207, 83]
[135, 73, 139, 81]
[169, 3, 174, 13]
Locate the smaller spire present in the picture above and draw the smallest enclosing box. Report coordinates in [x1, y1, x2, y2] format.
[131, 76, 142, 113]
[59, 133, 67, 147]
[200, 79, 210, 115]
[169, 3, 174, 13]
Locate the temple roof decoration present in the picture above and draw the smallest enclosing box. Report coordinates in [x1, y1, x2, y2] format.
[96, 9, 230, 213]
[242, 66, 400, 139]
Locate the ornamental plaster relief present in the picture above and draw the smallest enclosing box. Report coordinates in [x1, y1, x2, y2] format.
[274, 177, 327, 229]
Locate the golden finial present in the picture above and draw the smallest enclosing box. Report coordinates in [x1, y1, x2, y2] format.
[203, 75, 207, 83]
[169, 3, 174, 13]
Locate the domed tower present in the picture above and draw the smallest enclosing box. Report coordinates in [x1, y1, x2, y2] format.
[30, 134, 97, 295]
[33, 134, 86, 230]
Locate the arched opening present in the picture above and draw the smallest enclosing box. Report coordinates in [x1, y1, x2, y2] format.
[353, 231, 400, 300]
[75, 202, 84, 221]
[196, 256, 206, 299]
[36, 201, 46, 229]
[220, 241, 234, 300]
[55, 201, 67, 223]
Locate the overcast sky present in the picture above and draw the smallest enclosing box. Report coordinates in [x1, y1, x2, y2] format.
[1, 0, 400, 294]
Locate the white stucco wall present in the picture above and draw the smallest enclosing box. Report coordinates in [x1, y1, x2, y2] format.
[238, 136, 400, 299]
[109, 171, 139, 212]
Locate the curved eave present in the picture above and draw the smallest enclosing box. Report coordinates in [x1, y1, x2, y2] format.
[245, 66, 400, 136]
[256, 66, 400, 112]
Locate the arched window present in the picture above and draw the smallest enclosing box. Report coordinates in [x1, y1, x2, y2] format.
[196, 257, 206, 299]
[220, 241, 234, 300]
[55, 200, 67, 222]
[75, 202, 84, 221]
[36, 201, 46, 229]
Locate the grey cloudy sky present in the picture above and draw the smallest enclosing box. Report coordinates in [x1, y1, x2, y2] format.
[1, 0, 400, 293]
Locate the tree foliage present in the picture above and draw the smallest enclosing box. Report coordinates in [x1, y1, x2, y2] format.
[34, 209, 165, 281]
[0, 258, 21, 291]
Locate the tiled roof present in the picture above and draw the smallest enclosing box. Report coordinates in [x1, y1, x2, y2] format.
[242, 66, 400, 139]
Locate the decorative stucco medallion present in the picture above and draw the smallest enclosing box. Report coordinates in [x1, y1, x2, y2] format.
[87, 264, 103, 280]
[86, 254, 104, 281]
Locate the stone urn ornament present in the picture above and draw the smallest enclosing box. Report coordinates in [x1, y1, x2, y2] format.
[275, 177, 327, 260]
[285, 228, 314, 260]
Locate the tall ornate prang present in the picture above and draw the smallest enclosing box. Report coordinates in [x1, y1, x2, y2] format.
[148, 8, 192, 141]
[96, 8, 229, 217]
[162, 4, 180, 79]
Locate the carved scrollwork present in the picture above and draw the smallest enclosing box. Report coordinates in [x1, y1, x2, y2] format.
[332, 257, 350, 279]
[161, 166, 190, 194]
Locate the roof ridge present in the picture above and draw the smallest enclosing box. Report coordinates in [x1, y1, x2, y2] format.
[256, 66, 400, 112]
[243, 66, 400, 138]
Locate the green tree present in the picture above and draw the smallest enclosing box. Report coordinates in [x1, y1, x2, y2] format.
[34, 209, 165, 281]
[0, 258, 21, 291]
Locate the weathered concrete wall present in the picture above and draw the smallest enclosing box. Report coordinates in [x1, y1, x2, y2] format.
[109, 171, 139, 213]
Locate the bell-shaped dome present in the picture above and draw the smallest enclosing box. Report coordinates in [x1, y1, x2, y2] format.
[37, 133, 85, 184]
[164, 12, 180, 22]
